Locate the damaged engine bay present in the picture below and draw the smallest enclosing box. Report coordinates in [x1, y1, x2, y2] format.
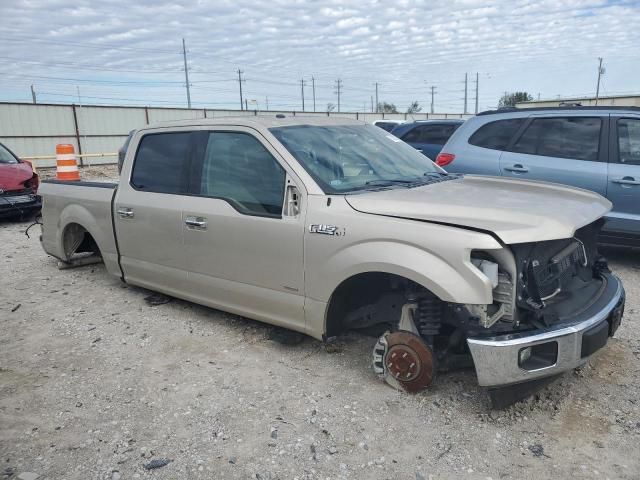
[332, 220, 612, 401]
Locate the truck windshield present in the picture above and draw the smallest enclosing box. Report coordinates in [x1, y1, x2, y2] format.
[270, 124, 443, 193]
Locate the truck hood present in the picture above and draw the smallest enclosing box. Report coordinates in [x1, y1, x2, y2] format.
[345, 175, 612, 244]
[0, 162, 34, 192]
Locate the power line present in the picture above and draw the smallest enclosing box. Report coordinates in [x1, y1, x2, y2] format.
[0, 73, 187, 85]
[0, 56, 184, 75]
[0, 34, 181, 55]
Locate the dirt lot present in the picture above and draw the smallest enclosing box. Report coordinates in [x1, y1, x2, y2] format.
[1, 189, 639, 479]
[36, 165, 118, 182]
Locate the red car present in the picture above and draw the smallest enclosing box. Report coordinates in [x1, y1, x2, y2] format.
[0, 142, 41, 219]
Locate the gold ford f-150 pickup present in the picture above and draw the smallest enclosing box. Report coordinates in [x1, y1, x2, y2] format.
[39, 116, 625, 406]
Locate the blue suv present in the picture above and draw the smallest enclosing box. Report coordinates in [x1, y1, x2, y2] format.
[391, 119, 464, 160]
[438, 107, 640, 246]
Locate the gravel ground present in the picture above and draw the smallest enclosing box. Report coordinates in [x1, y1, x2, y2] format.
[37, 165, 118, 182]
[1, 201, 639, 479]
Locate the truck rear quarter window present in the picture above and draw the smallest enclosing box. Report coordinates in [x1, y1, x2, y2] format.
[131, 132, 191, 193]
[511, 117, 601, 161]
[468, 118, 524, 150]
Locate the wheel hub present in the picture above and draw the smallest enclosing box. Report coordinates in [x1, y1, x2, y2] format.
[375, 331, 435, 393]
[386, 344, 421, 381]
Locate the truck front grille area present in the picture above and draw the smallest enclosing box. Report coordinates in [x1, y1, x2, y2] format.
[529, 239, 588, 300]
[511, 219, 606, 327]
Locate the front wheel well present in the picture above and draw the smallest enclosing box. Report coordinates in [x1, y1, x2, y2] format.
[61, 223, 102, 261]
[325, 272, 432, 338]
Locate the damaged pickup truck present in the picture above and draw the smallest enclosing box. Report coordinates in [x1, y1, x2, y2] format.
[39, 116, 625, 405]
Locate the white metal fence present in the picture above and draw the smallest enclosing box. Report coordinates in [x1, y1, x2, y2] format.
[0, 102, 473, 167]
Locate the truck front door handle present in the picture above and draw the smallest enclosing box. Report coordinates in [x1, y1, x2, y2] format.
[117, 207, 134, 219]
[185, 217, 207, 229]
[504, 164, 529, 173]
[611, 177, 640, 186]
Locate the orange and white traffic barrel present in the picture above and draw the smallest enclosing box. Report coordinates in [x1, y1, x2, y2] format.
[56, 144, 80, 181]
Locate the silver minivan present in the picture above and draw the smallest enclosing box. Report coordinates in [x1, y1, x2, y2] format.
[437, 107, 640, 247]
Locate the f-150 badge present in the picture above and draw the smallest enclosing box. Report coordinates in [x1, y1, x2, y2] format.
[309, 224, 345, 236]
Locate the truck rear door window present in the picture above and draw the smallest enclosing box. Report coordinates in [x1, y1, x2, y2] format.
[199, 132, 286, 217]
[131, 132, 191, 193]
[511, 117, 601, 161]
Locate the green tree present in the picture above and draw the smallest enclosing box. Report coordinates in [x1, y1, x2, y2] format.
[377, 101, 398, 113]
[406, 101, 422, 113]
[498, 91, 533, 108]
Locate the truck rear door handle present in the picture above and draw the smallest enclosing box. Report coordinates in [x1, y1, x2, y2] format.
[117, 207, 134, 219]
[611, 177, 640, 186]
[504, 164, 529, 173]
[185, 216, 207, 229]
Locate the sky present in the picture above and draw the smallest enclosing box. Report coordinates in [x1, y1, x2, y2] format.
[1, 0, 639, 113]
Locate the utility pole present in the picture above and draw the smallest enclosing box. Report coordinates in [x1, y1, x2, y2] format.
[30, 85, 37, 104]
[375, 82, 379, 113]
[371, 95, 374, 112]
[474, 72, 479, 114]
[335, 79, 342, 112]
[463, 73, 468, 114]
[245, 99, 248, 111]
[237, 69, 244, 110]
[595, 57, 604, 105]
[300, 78, 306, 112]
[182, 38, 191, 108]
[265, 96, 269, 110]
[430, 86, 436, 114]
[311, 76, 316, 112]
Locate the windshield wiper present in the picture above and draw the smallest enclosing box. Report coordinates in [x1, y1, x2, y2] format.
[423, 171, 448, 177]
[364, 179, 416, 187]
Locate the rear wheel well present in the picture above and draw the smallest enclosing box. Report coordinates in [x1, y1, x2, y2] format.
[62, 223, 101, 261]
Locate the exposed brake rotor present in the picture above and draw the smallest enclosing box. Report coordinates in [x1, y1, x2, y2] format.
[373, 330, 435, 393]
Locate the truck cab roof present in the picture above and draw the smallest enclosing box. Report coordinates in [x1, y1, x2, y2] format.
[138, 115, 365, 132]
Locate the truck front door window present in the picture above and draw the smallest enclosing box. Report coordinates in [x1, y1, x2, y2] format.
[199, 132, 286, 217]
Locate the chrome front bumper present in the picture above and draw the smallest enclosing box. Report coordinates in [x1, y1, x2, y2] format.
[467, 274, 625, 387]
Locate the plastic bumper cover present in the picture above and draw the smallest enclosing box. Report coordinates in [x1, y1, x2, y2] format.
[467, 273, 624, 387]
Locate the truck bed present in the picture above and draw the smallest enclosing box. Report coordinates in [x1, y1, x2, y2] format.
[39, 179, 121, 276]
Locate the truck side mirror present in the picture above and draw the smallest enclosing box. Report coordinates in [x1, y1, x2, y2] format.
[284, 184, 300, 217]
